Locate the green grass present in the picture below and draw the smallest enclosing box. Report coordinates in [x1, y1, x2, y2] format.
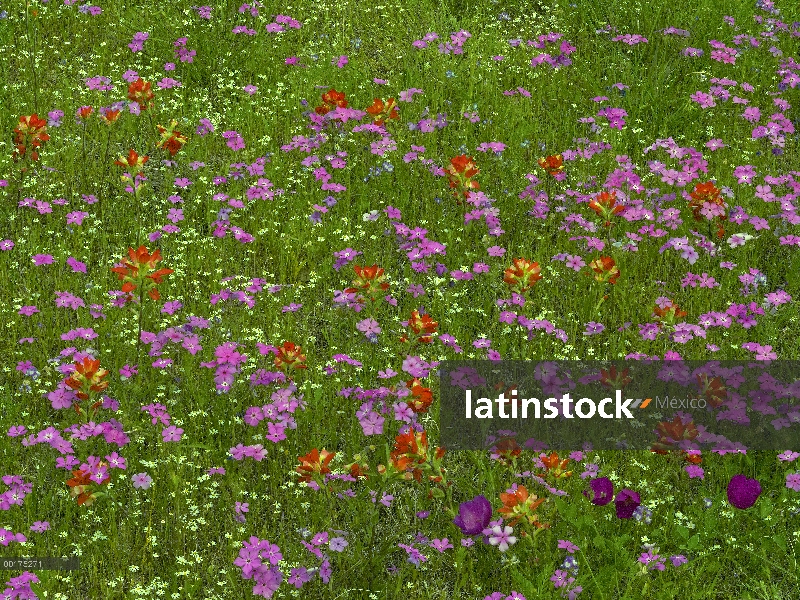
[1, 0, 799, 598]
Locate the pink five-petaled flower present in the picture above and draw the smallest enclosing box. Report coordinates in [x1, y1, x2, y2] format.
[131, 472, 152, 489]
[487, 525, 516, 552]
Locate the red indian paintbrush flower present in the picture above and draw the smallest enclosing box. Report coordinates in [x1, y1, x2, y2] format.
[400, 310, 438, 344]
[688, 181, 727, 238]
[66, 464, 110, 506]
[77, 106, 93, 120]
[114, 149, 149, 176]
[127, 78, 155, 111]
[344, 264, 389, 301]
[651, 415, 699, 454]
[156, 119, 188, 156]
[12, 114, 50, 162]
[540, 452, 572, 479]
[696, 373, 727, 409]
[274, 341, 307, 373]
[64, 357, 110, 401]
[365, 97, 399, 126]
[110, 245, 174, 302]
[99, 109, 121, 126]
[406, 380, 434, 414]
[445, 155, 480, 200]
[315, 88, 348, 115]
[498, 485, 548, 528]
[588, 256, 620, 284]
[296, 448, 335, 483]
[599, 365, 632, 389]
[538, 154, 564, 176]
[492, 438, 522, 466]
[503, 258, 542, 294]
[652, 300, 687, 327]
[588, 190, 626, 227]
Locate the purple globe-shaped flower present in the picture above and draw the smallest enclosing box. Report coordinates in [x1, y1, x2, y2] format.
[727, 474, 761, 509]
[453, 495, 493, 535]
[615, 488, 641, 519]
[583, 477, 614, 506]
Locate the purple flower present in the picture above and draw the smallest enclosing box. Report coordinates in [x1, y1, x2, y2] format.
[785, 474, 800, 492]
[453, 495, 492, 535]
[615, 489, 641, 519]
[131, 472, 152, 489]
[329, 537, 348, 551]
[30, 521, 50, 533]
[583, 477, 613, 505]
[727, 474, 761, 509]
[558, 539, 579, 553]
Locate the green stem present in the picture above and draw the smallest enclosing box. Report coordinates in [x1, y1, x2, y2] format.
[136, 288, 144, 363]
[26, 0, 39, 113]
[81, 123, 87, 188]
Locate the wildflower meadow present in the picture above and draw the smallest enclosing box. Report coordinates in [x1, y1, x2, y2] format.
[3, 0, 800, 598]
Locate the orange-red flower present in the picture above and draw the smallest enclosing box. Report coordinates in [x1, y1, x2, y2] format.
[12, 114, 50, 162]
[491, 437, 522, 466]
[588, 256, 620, 285]
[540, 452, 572, 479]
[599, 365, 632, 389]
[389, 429, 444, 482]
[688, 181, 724, 218]
[64, 357, 109, 401]
[66, 465, 110, 506]
[588, 190, 626, 227]
[110, 245, 174, 302]
[344, 264, 389, 301]
[114, 149, 149, 177]
[696, 373, 727, 409]
[445, 155, 480, 200]
[315, 88, 348, 115]
[654, 415, 699, 447]
[503, 258, 542, 294]
[685, 451, 702, 465]
[365, 97, 399, 126]
[688, 181, 727, 238]
[99, 109, 121, 126]
[156, 119, 188, 157]
[77, 106, 94, 120]
[498, 485, 547, 528]
[652, 301, 687, 327]
[538, 154, 564, 176]
[127, 78, 155, 111]
[406, 381, 434, 414]
[400, 310, 438, 344]
[274, 341, 307, 373]
[296, 448, 335, 483]
[348, 462, 369, 479]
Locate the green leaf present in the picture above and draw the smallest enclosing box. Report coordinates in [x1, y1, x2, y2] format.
[687, 534, 700, 550]
[759, 497, 773, 518]
[510, 572, 538, 597]
[555, 497, 577, 519]
[429, 487, 445, 499]
[773, 534, 787, 552]
[593, 534, 606, 550]
[184, 443, 212, 451]
[704, 510, 718, 532]
[676, 525, 690, 540]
